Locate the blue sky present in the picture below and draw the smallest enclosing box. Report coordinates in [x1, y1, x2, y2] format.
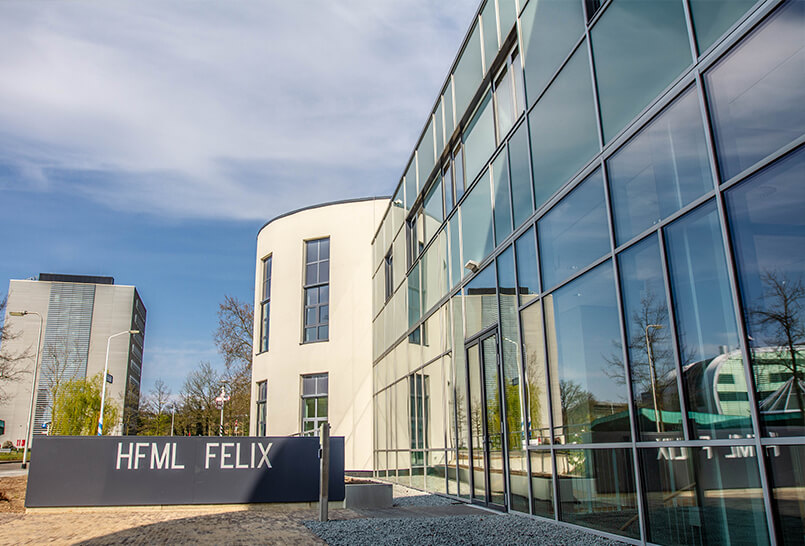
[0, 0, 478, 395]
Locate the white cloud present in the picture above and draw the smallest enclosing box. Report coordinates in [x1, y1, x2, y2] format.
[0, 0, 478, 221]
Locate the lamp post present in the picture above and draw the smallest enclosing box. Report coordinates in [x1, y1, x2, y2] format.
[97, 330, 138, 436]
[645, 324, 664, 433]
[8, 311, 43, 469]
[170, 403, 175, 437]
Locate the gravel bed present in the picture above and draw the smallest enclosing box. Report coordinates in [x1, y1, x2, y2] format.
[391, 484, 456, 507]
[305, 513, 625, 545]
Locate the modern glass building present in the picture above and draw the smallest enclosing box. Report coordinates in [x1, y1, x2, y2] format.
[370, 0, 804, 543]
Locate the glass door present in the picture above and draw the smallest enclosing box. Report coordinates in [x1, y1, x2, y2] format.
[466, 331, 507, 509]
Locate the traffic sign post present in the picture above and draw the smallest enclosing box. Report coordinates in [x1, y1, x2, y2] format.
[216, 383, 230, 437]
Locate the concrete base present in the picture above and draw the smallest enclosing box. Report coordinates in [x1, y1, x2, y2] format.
[343, 483, 393, 509]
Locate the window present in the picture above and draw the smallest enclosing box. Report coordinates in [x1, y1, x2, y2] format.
[259, 256, 272, 352]
[256, 381, 267, 436]
[303, 238, 329, 343]
[384, 251, 393, 302]
[301, 373, 328, 436]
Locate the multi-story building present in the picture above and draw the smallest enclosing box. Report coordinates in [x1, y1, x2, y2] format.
[250, 198, 388, 471]
[1, 274, 146, 443]
[370, 0, 804, 544]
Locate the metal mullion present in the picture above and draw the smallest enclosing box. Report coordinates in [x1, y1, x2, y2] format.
[537, 294, 560, 521]
[681, 0, 700, 62]
[601, 157, 647, 544]
[583, 13, 605, 154]
[657, 228, 692, 442]
[523, 33, 586, 113]
[760, 436, 805, 446]
[635, 438, 762, 448]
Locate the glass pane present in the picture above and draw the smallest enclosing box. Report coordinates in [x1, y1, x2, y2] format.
[306, 240, 319, 263]
[482, 336, 505, 506]
[529, 44, 599, 210]
[418, 119, 436, 187]
[592, 0, 692, 142]
[557, 448, 639, 539]
[454, 23, 483, 120]
[424, 177, 444, 236]
[640, 446, 770, 545]
[689, 0, 757, 53]
[618, 235, 682, 440]
[508, 121, 533, 228]
[481, 0, 498, 73]
[530, 450, 554, 518]
[521, 302, 550, 445]
[444, 82, 455, 137]
[665, 202, 752, 439]
[317, 397, 328, 418]
[305, 307, 316, 326]
[318, 325, 328, 340]
[492, 151, 512, 245]
[520, 0, 585, 104]
[767, 444, 805, 546]
[538, 169, 609, 291]
[305, 287, 318, 306]
[319, 305, 329, 324]
[460, 172, 494, 270]
[608, 86, 713, 245]
[727, 147, 805, 437]
[404, 161, 417, 211]
[495, 67, 515, 138]
[408, 262, 421, 328]
[546, 262, 631, 444]
[464, 264, 498, 338]
[435, 99, 445, 156]
[318, 262, 329, 283]
[304, 398, 315, 418]
[319, 285, 329, 304]
[467, 344, 486, 501]
[444, 164, 454, 213]
[302, 376, 316, 396]
[319, 238, 329, 260]
[463, 90, 496, 185]
[449, 214, 462, 289]
[453, 298, 470, 499]
[498, 0, 516, 39]
[454, 145, 466, 202]
[515, 227, 539, 305]
[306, 263, 318, 285]
[705, 1, 805, 181]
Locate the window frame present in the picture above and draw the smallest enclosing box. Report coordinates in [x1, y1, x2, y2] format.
[259, 255, 272, 353]
[301, 373, 328, 436]
[256, 380, 267, 436]
[302, 237, 330, 343]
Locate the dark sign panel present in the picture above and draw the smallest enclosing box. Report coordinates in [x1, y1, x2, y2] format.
[26, 436, 345, 507]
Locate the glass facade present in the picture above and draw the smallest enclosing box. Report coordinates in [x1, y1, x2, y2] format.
[371, 0, 803, 543]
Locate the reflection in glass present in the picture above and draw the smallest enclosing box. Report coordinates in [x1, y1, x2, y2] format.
[464, 91, 496, 185]
[452, 297, 470, 499]
[545, 262, 631, 444]
[453, 24, 483, 122]
[492, 151, 513, 245]
[706, 1, 805, 181]
[404, 160, 417, 211]
[482, 336, 505, 506]
[767, 444, 805, 546]
[418, 119, 436, 188]
[460, 173, 494, 272]
[538, 169, 609, 291]
[423, 176, 444, 243]
[618, 235, 682, 440]
[727, 147, 805, 437]
[530, 450, 554, 519]
[591, 0, 691, 142]
[448, 214, 462, 289]
[689, 0, 756, 53]
[408, 262, 421, 330]
[464, 264, 498, 338]
[521, 302, 550, 444]
[665, 202, 752, 439]
[520, 0, 584, 105]
[529, 43, 599, 211]
[640, 446, 770, 545]
[557, 448, 639, 539]
[515, 227, 539, 306]
[608, 87, 713, 245]
[498, 247, 526, 510]
[495, 66, 516, 139]
[508, 121, 533, 228]
[481, 0, 498, 74]
[468, 344, 486, 501]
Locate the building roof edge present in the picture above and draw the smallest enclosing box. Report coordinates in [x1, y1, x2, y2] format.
[256, 196, 391, 239]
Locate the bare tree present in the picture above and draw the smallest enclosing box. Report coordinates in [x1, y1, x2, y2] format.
[39, 337, 82, 431]
[150, 379, 172, 435]
[0, 296, 30, 404]
[213, 295, 253, 435]
[181, 361, 221, 436]
[751, 271, 805, 418]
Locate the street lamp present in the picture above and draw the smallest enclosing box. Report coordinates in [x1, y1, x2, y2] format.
[645, 324, 664, 434]
[97, 329, 139, 436]
[170, 403, 176, 437]
[9, 311, 43, 469]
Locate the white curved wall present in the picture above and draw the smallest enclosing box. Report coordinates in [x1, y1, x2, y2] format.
[250, 198, 388, 471]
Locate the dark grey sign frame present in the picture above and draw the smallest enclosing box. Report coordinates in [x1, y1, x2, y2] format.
[25, 435, 345, 507]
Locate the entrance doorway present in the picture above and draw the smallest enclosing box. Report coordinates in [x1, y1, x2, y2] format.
[466, 330, 507, 510]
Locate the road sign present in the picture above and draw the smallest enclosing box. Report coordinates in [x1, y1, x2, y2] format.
[215, 395, 230, 403]
[106, 373, 113, 384]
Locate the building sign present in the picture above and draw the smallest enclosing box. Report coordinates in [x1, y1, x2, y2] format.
[25, 435, 344, 508]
